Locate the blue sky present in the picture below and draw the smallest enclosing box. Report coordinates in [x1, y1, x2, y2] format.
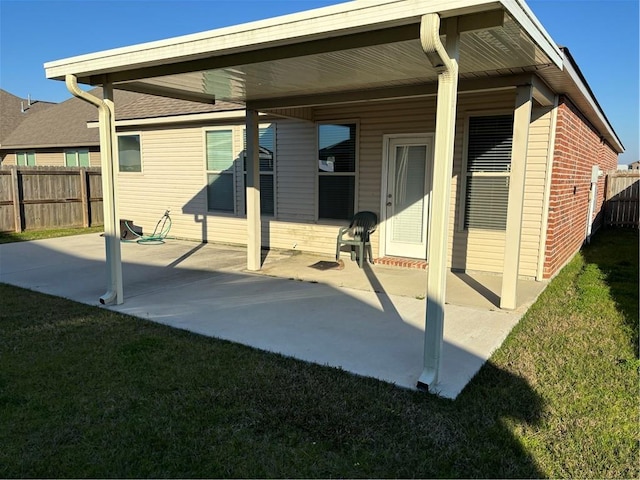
[1, 0, 637, 163]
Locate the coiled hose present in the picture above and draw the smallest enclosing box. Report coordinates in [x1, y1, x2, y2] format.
[123, 210, 172, 245]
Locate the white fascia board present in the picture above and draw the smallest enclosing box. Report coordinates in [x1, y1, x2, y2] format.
[45, 0, 499, 81]
[500, 0, 563, 68]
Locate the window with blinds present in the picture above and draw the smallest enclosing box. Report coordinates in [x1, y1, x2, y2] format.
[206, 129, 235, 213]
[16, 151, 36, 166]
[243, 125, 275, 216]
[318, 123, 356, 220]
[65, 149, 90, 167]
[464, 115, 514, 230]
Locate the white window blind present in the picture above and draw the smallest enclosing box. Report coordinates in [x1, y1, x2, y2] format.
[464, 115, 513, 230]
[206, 130, 235, 212]
[243, 125, 275, 216]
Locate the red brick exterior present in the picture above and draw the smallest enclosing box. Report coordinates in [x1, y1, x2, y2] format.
[543, 96, 619, 278]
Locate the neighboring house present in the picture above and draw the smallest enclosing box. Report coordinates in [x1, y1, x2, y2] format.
[0, 89, 56, 165]
[0, 88, 143, 167]
[45, 0, 624, 390]
[629, 161, 640, 171]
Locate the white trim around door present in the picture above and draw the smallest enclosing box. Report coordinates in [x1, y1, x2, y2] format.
[380, 134, 434, 260]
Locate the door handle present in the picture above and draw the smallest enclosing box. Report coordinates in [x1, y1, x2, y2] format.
[386, 202, 392, 207]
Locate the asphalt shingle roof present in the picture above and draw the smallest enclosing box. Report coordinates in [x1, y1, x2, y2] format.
[0, 89, 56, 146]
[1, 88, 142, 148]
[114, 94, 242, 121]
[1, 88, 244, 149]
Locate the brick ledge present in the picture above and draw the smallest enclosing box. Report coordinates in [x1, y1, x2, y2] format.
[374, 257, 428, 270]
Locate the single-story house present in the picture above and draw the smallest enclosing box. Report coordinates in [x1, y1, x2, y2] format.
[44, 0, 623, 391]
[0, 88, 145, 168]
[0, 89, 56, 165]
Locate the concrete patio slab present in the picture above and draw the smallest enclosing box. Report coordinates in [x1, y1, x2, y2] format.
[0, 234, 547, 399]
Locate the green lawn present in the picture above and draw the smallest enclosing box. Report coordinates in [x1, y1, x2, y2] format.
[0, 228, 637, 478]
[0, 226, 103, 244]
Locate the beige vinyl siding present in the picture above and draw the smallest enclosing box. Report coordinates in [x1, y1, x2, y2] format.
[41, 149, 101, 167]
[89, 150, 101, 167]
[263, 220, 341, 253]
[114, 90, 553, 275]
[314, 97, 436, 257]
[518, 105, 554, 277]
[275, 119, 316, 221]
[117, 127, 220, 242]
[1, 149, 100, 167]
[266, 107, 314, 121]
[450, 92, 515, 274]
[38, 152, 63, 166]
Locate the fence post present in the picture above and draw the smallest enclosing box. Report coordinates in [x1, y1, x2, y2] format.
[10, 166, 22, 233]
[79, 167, 89, 227]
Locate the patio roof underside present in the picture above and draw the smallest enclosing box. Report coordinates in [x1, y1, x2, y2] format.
[44, 1, 621, 151]
[76, 11, 551, 107]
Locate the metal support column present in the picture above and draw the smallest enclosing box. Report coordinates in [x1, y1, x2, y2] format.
[417, 14, 459, 392]
[246, 109, 262, 271]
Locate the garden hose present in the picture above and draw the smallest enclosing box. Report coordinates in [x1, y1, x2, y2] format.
[123, 210, 172, 245]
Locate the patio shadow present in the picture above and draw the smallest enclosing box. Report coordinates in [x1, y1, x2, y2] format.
[0, 235, 546, 477]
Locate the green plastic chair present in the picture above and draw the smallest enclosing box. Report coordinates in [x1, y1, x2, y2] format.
[335, 211, 378, 268]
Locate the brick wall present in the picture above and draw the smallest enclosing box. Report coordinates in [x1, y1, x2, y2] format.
[543, 96, 619, 278]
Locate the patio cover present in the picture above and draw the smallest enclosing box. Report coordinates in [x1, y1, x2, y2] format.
[43, 0, 621, 392]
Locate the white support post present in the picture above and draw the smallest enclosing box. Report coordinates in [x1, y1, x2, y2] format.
[246, 109, 262, 271]
[417, 14, 459, 392]
[66, 75, 123, 305]
[100, 83, 124, 305]
[500, 84, 533, 310]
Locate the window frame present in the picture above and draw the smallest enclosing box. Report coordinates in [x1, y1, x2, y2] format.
[16, 151, 36, 166]
[204, 127, 237, 215]
[64, 149, 91, 167]
[242, 123, 277, 218]
[458, 111, 515, 232]
[116, 132, 143, 173]
[316, 119, 359, 223]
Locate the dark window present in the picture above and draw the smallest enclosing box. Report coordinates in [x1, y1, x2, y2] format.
[117, 135, 141, 172]
[318, 123, 356, 220]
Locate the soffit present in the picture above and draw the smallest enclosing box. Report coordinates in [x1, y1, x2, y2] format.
[110, 12, 552, 104]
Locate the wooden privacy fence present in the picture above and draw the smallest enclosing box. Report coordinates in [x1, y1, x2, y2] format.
[605, 171, 639, 228]
[0, 166, 103, 233]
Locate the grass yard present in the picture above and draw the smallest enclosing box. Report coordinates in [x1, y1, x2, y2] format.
[0, 226, 103, 244]
[0, 228, 637, 478]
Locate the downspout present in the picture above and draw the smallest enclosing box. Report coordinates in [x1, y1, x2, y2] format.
[65, 75, 123, 305]
[417, 13, 459, 392]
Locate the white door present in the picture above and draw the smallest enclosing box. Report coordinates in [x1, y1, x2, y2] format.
[384, 136, 432, 259]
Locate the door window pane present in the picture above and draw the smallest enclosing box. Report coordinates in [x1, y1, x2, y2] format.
[392, 145, 425, 243]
